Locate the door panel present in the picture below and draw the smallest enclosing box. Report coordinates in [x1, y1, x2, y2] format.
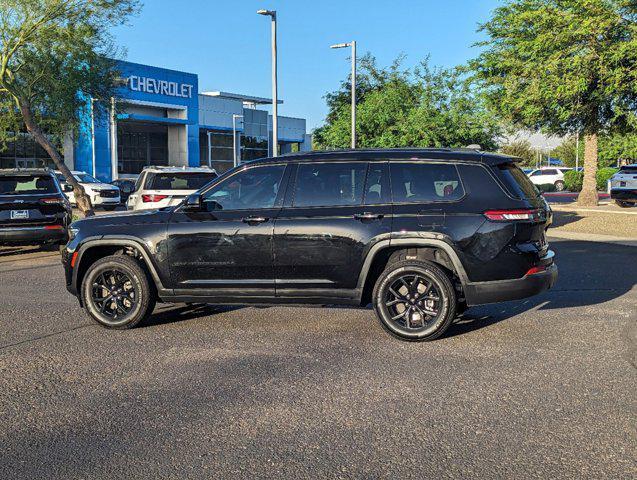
[273, 162, 392, 293]
[166, 164, 287, 293]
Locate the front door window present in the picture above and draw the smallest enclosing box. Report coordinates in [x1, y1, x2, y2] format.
[202, 164, 286, 211]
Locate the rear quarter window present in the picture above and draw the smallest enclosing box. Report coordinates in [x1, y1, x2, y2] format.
[491, 163, 539, 200]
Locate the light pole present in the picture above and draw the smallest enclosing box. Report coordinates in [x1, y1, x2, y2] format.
[257, 9, 278, 157]
[232, 114, 244, 168]
[330, 40, 356, 149]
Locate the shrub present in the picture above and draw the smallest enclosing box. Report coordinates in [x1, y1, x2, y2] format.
[536, 183, 557, 193]
[563, 170, 583, 192]
[596, 167, 618, 191]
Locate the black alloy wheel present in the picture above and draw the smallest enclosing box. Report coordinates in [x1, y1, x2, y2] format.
[373, 260, 456, 341]
[81, 255, 155, 329]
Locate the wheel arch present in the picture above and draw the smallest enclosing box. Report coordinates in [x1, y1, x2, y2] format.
[357, 239, 469, 306]
[73, 237, 166, 302]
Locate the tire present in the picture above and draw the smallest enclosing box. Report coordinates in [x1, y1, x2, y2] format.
[615, 200, 634, 208]
[81, 254, 156, 329]
[554, 180, 565, 192]
[372, 259, 456, 341]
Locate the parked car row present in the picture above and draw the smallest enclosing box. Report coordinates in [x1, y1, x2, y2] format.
[0, 169, 72, 247]
[609, 164, 637, 207]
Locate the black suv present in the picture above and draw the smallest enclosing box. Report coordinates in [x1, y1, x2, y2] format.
[0, 168, 72, 247]
[62, 149, 557, 341]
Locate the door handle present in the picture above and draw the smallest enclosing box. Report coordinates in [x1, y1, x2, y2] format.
[354, 212, 384, 221]
[242, 216, 269, 224]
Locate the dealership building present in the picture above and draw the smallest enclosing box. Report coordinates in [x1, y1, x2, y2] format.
[0, 60, 311, 181]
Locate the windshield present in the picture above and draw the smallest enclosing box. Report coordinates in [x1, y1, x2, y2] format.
[75, 174, 100, 183]
[492, 163, 540, 200]
[0, 175, 58, 195]
[146, 172, 218, 191]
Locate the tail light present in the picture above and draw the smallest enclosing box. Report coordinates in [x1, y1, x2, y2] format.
[44, 225, 64, 230]
[41, 198, 63, 205]
[525, 265, 547, 275]
[142, 194, 168, 203]
[484, 209, 538, 221]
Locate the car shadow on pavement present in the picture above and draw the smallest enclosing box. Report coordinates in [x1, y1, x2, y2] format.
[141, 303, 242, 328]
[551, 210, 584, 228]
[133, 239, 635, 338]
[445, 239, 637, 338]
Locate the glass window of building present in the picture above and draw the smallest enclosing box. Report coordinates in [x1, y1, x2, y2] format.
[0, 132, 58, 169]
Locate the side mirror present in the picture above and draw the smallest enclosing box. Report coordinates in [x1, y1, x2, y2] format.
[183, 193, 202, 211]
[62, 184, 73, 193]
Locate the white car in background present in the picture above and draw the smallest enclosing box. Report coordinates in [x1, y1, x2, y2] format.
[527, 167, 572, 191]
[55, 171, 121, 210]
[127, 166, 218, 211]
[609, 164, 637, 208]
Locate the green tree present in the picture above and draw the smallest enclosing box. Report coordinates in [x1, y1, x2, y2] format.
[0, 0, 139, 216]
[550, 137, 581, 168]
[313, 56, 501, 151]
[499, 139, 535, 165]
[471, 0, 637, 206]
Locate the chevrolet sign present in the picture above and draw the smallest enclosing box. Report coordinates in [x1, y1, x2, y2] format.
[128, 75, 193, 99]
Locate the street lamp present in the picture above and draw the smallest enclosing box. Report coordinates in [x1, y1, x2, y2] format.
[330, 40, 356, 149]
[257, 9, 278, 157]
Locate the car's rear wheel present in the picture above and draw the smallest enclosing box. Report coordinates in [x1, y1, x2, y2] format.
[554, 180, 565, 191]
[615, 200, 634, 208]
[81, 255, 155, 329]
[372, 260, 456, 341]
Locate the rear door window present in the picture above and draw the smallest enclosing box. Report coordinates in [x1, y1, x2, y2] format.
[293, 162, 367, 207]
[0, 175, 57, 195]
[491, 163, 539, 200]
[364, 163, 390, 205]
[390, 163, 464, 203]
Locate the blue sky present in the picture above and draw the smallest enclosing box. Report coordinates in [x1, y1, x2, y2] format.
[112, 0, 502, 131]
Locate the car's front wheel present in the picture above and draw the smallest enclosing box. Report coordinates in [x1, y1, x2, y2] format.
[372, 260, 456, 341]
[554, 180, 565, 191]
[615, 200, 635, 208]
[81, 255, 156, 329]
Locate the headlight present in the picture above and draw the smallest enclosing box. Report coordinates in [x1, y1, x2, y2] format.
[68, 227, 80, 240]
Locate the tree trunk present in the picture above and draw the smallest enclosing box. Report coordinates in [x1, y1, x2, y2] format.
[18, 99, 94, 217]
[577, 133, 599, 207]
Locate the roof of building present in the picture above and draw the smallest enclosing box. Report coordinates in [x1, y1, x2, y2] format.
[200, 91, 283, 105]
[250, 148, 520, 165]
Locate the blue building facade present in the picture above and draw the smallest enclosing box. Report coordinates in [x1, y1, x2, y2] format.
[65, 60, 309, 182]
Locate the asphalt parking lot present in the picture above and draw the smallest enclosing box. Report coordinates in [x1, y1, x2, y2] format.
[0, 239, 635, 479]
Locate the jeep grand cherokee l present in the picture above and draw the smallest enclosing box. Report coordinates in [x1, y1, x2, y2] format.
[62, 149, 557, 341]
[1, 169, 71, 246]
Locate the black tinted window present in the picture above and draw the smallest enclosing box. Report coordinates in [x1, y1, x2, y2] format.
[492, 163, 539, 200]
[294, 163, 366, 207]
[619, 165, 637, 173]
[202, 164, 285, 210]
[148, 172, 217, 190]
[390, 163, 463, 203]
[364, 163, 390, 204]
[0, 175, 57, 195]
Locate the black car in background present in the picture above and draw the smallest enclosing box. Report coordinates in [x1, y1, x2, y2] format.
[110, 178, 136, 205]
[62, 148, 557, 341]
[0, 169, 72, 247]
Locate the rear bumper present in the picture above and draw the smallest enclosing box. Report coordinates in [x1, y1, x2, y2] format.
[464, 262, 558, 306]
[610, 189, 637, 201]
[0, 226, 67, 245]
